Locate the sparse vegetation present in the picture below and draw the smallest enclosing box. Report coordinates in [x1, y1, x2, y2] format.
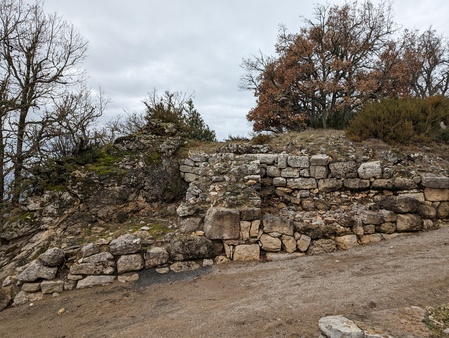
[424, 304, 449, 337]
[346, 96, 449, 145]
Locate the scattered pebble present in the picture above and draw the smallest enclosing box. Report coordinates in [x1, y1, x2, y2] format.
[57, 307, 66, 315]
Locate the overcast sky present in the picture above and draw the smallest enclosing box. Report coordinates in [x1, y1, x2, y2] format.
[40, 0, 449, 140]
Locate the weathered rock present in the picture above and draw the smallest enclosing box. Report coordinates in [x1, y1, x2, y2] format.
[438, 202, 449, 219]
[281, 167, 300, 178]
[379, 196, 420, 213]
[38, 248, 65, 267]
[109, 234, 141, 255]
[233, 245, 260, 261]
[80, 243, 100, 258]
[21, 283, 41, 293]
[262, 214, 294, 236]
[169, 235, 218, 261]
[310, 154, 330, 166]
[295, 220, 323, 239]
[343, 179, 370, 190]
[2, 276, 17, 288]
[118, 273, 140, 283]
[259, 234, 282, 252]
[297, 235, 312, 252]
[421, 174, 449, 189]
[40, 280, 64, 294]
[281, 235, 297, 253]
[178, 217, 202, 234]
[17, 260, 57, 282]
[240, 208, 261, 221]
[310, 166, 329, 179]
[69, 251, 115, 275]
[307, 239, 337, 255]
[357, 161, 382, 179]
[204, 207, 240, 240]
[360, 210, 384, 225]
[12, 291, 29, 306]
[240, 221, 251, 241]
[424, 188, 449, 202]
[69, 262, 115, 276]
[1, 282, 20, 309]
[76, 275, 116, 289]
[176, 203, 198, 217]
[287, 155, 309, 168]
[170, 261, 201, 273]
[318, 179, 342, 192]
[396, 214, 423, 232]
[250, 220, 260, 238]
[144, 247, 170, 269]
[319, 315, 364, 338]
[376, 222, 396, 234]
[286, 178, 317, 189]
[335, 235, 359, 250]
[117, 254, 144, 273]
[82, 252, 114, 264]
[329, 161, 357, 178]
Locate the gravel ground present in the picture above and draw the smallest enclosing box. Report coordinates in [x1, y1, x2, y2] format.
[2, 226, 449, 338]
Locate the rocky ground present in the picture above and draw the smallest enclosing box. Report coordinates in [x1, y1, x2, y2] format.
[2, 225, 449, 337]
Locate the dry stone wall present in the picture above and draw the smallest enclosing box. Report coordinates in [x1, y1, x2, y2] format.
[2, 145, 449, 310]
[178, 147, 449, 262]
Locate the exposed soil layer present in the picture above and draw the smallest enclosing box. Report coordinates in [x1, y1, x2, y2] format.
[2, 226, 449, 337]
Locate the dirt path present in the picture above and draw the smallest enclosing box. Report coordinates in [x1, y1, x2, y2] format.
[2, 227, 449, 338]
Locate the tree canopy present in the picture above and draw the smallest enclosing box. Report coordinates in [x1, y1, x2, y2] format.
[241, 0, 449, 132]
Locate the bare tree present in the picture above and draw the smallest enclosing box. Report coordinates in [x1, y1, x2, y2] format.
[0, 0, 88, 203]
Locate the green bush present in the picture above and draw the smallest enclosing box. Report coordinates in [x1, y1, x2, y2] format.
[346, 97, 449, 144]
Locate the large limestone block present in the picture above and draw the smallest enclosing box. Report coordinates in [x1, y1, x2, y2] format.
[144, 247, 170, 269]
[343, 179, 370, 190]
[117, 254, 144, 274]
[438, 202, 449, 219]
[109, 234, 141, 255]
[281, 235, 297, 253]
[357, 161, 382, 179]
[360, 210, 384, 225]
[204, 207, 240, 240]
[379, 196, 420, 213]
[18, 260, 57, 282]
[286, 178, 317, 189]
[240, 208, 261, 221]
[76, 275, 116, 289]
[329, 161, 357, 178]
[38, 248, 65, 267]
[287, 155, 309, 168]
[82, 252, 114, 264]
[297, 235, 312, 252]
[310, 166, 329, 179]
[318, 179, 342, 192]
[262, 214, 294, 236]
[169, 235, 218, 260]
[310, 154, 330, 166]
[425, 188, 449, 202]
[421, 174, 449, 188]
[233, 245, 260, 261]
[259, 234, 282, 252]
[69, 261, 115, 275]
[396, 214, 423, 232]
[40, 280, 64, 294]
[307, 239, 337, 255]
[319, 315, 364, 338]
[80, 243, 100, 258]
[335, 235, 359, 250]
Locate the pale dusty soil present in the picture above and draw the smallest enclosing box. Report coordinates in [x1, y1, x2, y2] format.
[2, 227, 449, 338]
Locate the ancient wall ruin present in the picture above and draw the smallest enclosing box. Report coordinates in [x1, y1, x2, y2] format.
[2, 145, 449, 309]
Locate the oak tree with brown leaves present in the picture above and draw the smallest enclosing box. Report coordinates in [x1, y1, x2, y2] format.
[241, 0, 449, 133]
